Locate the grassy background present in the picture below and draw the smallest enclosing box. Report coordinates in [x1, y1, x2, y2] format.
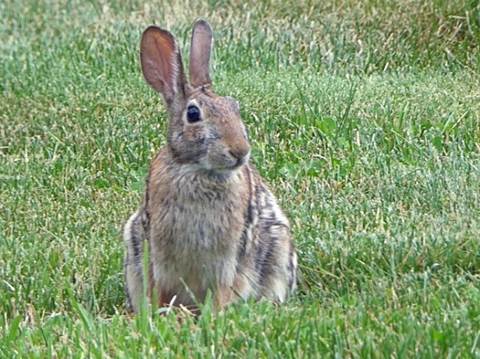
[1, 0, 480, 357]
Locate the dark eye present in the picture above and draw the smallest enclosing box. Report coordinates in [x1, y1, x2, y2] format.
[186, 105, 201, 123]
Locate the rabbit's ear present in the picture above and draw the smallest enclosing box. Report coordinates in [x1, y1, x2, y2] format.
[189, 19, 213, 88]
[140, 26, 186, 105]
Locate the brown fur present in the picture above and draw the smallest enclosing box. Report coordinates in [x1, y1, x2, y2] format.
[123, 20, 297, 313]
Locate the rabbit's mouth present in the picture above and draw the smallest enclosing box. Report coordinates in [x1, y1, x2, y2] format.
[203, 149, 250, 173]
[229, 152, 249, 168]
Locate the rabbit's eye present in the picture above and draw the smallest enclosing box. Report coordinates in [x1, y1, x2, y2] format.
[186, 105, 201, 123]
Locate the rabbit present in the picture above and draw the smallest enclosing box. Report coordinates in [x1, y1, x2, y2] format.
[123, 19, 297, 313]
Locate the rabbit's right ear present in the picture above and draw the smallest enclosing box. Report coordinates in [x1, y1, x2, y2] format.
[140, 26, 186, 105]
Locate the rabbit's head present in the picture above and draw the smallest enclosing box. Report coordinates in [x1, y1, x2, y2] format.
[140, 20, 250, 175]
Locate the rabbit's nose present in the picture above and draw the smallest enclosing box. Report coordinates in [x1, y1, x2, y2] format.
[229, 146, 250, 165]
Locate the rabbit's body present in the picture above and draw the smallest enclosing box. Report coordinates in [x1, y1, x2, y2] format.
[124, 20, 297, 312]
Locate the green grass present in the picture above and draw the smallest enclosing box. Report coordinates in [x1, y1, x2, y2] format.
[1, 0, 480, 357]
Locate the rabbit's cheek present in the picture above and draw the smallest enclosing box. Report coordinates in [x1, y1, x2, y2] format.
[183, 125, 203, 142]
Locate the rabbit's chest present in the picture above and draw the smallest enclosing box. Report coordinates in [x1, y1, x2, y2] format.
[146, 166, 249, 292]
[160, 198, 242, 252]
[148, 187, 245, 285]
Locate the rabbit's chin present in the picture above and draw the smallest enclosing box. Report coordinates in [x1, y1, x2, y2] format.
[177, 160, 244, 181]
[201, 164, 244, 181]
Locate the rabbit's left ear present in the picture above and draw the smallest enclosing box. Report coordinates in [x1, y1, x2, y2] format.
[189, 19, 213, 88]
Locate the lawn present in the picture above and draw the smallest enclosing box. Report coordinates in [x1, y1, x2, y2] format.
[1, 0, 480, 357]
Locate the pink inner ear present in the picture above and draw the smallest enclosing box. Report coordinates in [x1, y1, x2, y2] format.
[140, 27, 182, 102]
